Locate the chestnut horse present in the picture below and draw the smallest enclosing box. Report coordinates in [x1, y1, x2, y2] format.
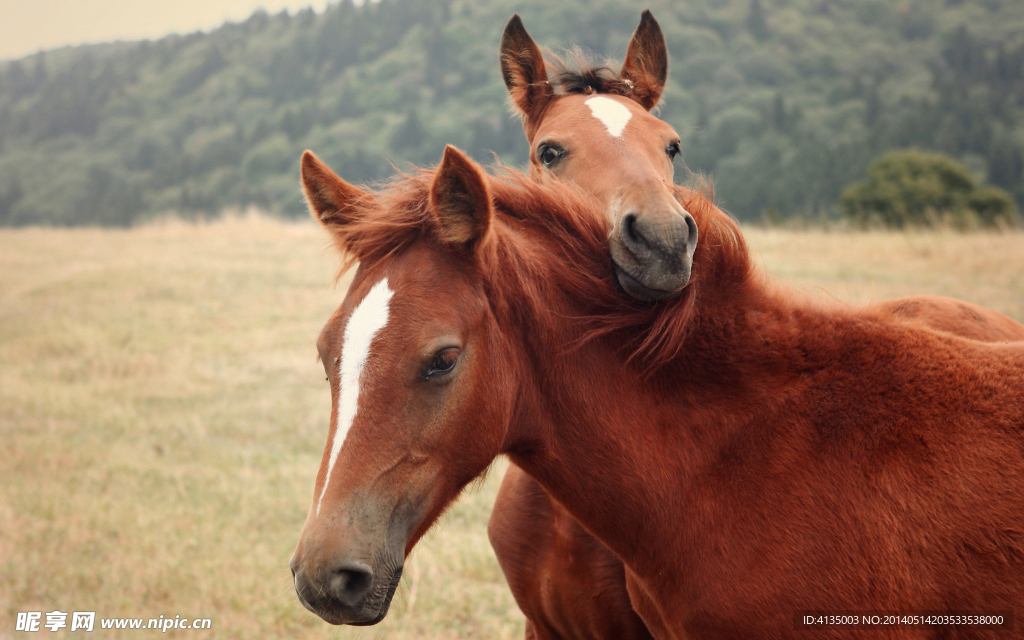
[500, 10, 695, 302]
[491, 11, 1024, 640]
[290, 145, 1024, 636]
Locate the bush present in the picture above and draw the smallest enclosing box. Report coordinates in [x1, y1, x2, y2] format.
[839, 149, 1015, 228]
[839, 150, 1018, 228]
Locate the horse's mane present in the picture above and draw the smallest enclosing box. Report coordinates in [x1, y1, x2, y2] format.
[544, 48, 634, 98]
[328, 166, 751, 373]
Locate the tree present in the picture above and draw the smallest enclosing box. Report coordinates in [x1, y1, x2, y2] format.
[391, 110, 425, 152]
[3, 0, 1024, 225]
[839, 150, 1017, 228]
[0, 176, 22, 225]
[747, 0, 769, 41]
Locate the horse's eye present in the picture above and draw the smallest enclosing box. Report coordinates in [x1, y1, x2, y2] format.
[425, 348, 459, 379]
[538, 145, 563, 167]
[667, 141, 681, 160]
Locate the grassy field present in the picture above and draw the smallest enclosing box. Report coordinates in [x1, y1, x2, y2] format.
[1, 216, 1022, 639]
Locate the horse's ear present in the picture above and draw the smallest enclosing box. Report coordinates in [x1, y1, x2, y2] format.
[301, 150, 373, 231]
[620, 10, 669, 111]
[430, 145, 493, 249]
[500, 14, 553, 122]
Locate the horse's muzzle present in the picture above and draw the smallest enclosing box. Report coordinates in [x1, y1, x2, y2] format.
[292, 556, 403, 625]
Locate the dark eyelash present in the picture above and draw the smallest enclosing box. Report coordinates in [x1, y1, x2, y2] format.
[424, 349, 459, 379]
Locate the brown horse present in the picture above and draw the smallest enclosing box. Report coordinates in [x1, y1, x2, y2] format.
[491, 11, 1024, 640]
[290, 145, 1024, 636]
[501, 10, 695, 302]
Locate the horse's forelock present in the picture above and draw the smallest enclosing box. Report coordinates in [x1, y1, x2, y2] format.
[545, 48, 634, 98]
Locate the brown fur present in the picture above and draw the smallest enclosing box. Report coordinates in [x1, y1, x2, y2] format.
[492, 297, 1024, 639]
[293, 148, 1024, 637]
[490, 464, 653, 640]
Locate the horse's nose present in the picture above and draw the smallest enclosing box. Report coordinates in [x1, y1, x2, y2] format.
[290, 554, 375, 614]
[620, 209, 696, 261]
[613, 207, 698, 300]
[327, 560, 375, 607]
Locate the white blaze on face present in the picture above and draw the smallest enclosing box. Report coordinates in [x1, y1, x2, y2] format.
[316, 277, 395, 516]
[585, 96, 633, 138]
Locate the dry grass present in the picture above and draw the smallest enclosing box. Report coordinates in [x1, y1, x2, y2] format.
[746, 227, 1024, 320]
[0, 216, 1021, 638]
[0, 215, 520, 639]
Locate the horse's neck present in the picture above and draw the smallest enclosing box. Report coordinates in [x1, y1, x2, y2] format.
[507, 276, 836, 580]
[499, 229, 1024, 620]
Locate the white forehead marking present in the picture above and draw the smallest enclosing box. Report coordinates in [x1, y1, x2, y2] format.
[316, 277, 395, 516]
[585, 96, 633, 138]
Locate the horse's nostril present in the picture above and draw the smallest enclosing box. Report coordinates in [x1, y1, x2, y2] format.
[622, 212, 642, 245]
[620, 210, 693, 261]
[328, 563, 374, 606]
[683, 212, 698, 246]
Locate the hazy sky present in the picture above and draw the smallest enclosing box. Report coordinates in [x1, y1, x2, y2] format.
[0, 0, 336, 61]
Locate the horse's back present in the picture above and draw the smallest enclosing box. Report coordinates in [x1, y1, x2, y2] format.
[489, 464, 653, 640]
[876, 295, 1024, 342]
[744, 310, 1024, 612]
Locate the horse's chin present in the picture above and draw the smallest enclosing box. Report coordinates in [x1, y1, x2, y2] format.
[613, 263, 685, 302]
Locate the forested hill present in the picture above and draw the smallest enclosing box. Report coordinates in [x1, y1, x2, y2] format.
[1, 0, 1023, 225]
